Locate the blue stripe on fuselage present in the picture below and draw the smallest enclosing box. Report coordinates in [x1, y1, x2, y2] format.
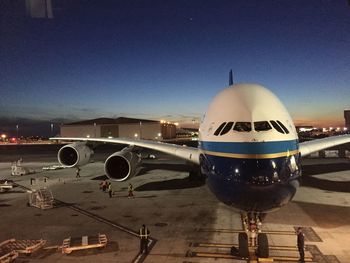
[199, 139, 298, 155]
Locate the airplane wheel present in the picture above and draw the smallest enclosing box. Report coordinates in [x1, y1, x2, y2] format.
[238, 232, 249, 258]
[257, 233, 269, 258]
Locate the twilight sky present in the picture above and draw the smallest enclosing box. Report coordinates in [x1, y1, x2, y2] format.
[1, 0, 350, 131]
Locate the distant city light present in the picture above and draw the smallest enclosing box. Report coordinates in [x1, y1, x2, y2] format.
[134, 133, 138, 138]
[344, 127, 348, 131]
[1, 134, 6, 139]
[299, 127, 313, 132]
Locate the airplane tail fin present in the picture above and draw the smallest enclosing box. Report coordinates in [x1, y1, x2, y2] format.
[229, 70, 233, 85]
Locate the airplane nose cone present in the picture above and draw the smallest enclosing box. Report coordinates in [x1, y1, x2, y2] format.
[201, 153, 301, 212]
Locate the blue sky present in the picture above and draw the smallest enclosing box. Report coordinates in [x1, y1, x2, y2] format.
[1, 0, 350, 129]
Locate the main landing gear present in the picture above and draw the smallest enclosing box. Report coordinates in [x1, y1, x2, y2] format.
[232, 212, 269, 259]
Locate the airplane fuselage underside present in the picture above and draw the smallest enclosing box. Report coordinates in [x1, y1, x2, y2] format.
[200, 153, 301, 213]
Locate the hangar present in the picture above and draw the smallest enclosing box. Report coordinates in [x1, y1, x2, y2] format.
[60, 117, 176, 140]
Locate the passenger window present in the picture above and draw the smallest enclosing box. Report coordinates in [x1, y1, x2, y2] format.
[233, 122, 252, 132]
[277, 121, 290, 134]
[214, 122, 227, 136]
[254, 121, 272, 131]
[270, 120, 284, 134]
[220, 122, 234, 135]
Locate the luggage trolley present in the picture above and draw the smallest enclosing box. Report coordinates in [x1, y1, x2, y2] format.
[62, 234, 108, 254]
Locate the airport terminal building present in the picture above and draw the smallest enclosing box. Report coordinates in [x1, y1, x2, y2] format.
[60, 117, 176, 140]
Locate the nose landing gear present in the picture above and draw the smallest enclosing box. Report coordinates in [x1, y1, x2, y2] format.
[233, 212, 269, 259]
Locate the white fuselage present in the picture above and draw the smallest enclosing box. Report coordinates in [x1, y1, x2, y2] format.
[198, 84, 301, 213]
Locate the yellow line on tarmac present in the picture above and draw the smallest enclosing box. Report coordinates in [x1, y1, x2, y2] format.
[196, 243, 237, 248]
[198, 229, 296, 235]
[264, 231, 295, 235]
[269, 246, 299, 251]
[198, 229, 243, 233]
[190, 251, 313, 262]
[272, 256, 313, 262]
[195, 243, 298, 251]
[257, 258, 274, 262]
[194, 252, 239, 259]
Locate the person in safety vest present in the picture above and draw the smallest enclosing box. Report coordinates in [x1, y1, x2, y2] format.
[108, 182, 113, 198]
[139, 224, 150, 254]
[128, 183, 134, 198]
[76, 167, 81, 178]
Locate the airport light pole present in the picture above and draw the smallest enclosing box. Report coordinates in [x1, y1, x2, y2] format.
[16, 124, 19, 144]
[139, 121, 142, 140]
[50, 123, 54, 137]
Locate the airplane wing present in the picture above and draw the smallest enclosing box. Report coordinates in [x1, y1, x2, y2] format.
[50, 137, 200, 165]
[299, 134, 350, 157]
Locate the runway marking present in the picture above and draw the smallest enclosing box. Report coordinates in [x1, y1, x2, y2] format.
[191, 242, 300, 251]
[294, 226, 322, 242]
[190, 242, 236, 248]
[188, 250, 314, 262]
[13, 182, 156, 263]
[197, 228, 297, 235]
[306, 245, 341, 263]
[186, 250, 245, 260]
[272, 256, 313, 262]
[196, 228, 243, 233]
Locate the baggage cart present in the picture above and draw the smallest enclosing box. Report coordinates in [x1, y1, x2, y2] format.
[0, 238, 46, 261]
[62, 234, 107, 254]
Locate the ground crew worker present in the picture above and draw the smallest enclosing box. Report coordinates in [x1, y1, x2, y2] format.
[296, 227, 305, 262]
[76, 167, 81, 178]
[128, 183, 134, 198]
[108, 182, 112, 198]
[102, 180, 107, 192]
[139, 224, 150, 254]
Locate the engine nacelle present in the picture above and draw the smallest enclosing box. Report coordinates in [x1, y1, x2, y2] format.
[58, 142, 93, 167]
[104, 147, 141, 181]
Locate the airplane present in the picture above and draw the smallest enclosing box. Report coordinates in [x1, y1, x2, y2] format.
[51, 72, 350, 258]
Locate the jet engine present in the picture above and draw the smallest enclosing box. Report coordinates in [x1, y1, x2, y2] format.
[58, 142, 94, 167]
[104, 146, 141, 181]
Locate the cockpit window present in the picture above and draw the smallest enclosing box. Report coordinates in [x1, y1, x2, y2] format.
[220, 122, 234, 135]
[277, 120, 290, 134]
[270, 120, 284, 134]
[214, 122, 226, 136]
[254, 121, 272, 131]
[233, 122, 252, 132]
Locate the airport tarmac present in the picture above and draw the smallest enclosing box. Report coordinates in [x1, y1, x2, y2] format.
[0, 144, 349, 262]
